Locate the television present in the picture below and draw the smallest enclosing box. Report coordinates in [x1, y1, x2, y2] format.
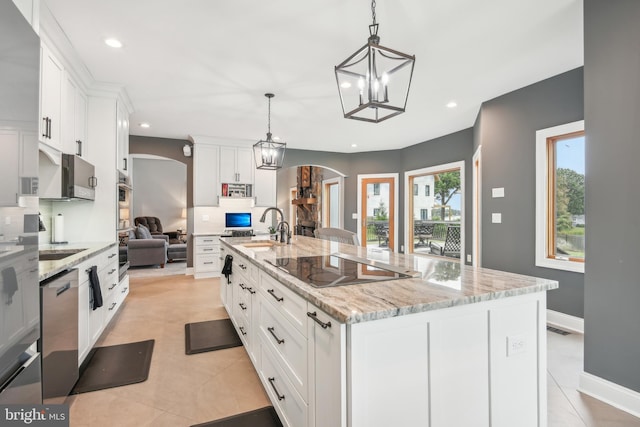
[225, 212, 252, 228]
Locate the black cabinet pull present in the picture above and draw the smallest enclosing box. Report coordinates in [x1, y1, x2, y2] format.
[108, 302, 117, 310]
[239, 283, 246, 290]
[267, 289, 283, 302]
[76, 140, 82, 156]
[307, 311, 332, 329]
[42, 117, 47, 138]
[238, 326, 247, 336]
[123, 158, 127, 171]
[267, 327, 285, 344]
[246, 287, 256, 295]
[108, 283, 117, 290]
[239, 302, 247, 311]
[239, 263, 247, 270]
[268, 377, 285, 401]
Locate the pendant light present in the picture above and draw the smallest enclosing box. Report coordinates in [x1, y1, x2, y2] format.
[335, 0, 415, 123]
[253, 93, 286, 170]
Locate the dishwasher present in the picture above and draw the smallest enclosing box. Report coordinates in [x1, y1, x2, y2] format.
[40, 268, 79, 404]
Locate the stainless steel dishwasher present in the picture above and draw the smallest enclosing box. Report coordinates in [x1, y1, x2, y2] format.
[40, 268, 79, 404]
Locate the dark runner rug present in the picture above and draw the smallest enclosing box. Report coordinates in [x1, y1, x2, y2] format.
[191, 406, 283, 427]
[71, 339, 154, 394]
[185, 319, 242, 355]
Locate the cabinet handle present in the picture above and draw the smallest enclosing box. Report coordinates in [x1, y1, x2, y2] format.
[109, 268, 116, 275]
[267, 326, 285, 344]
[108, 283, 117, 290]
[267, 289, 283, 302]
[48, 118, 52, 139]
[307, 311, 332, 329]
[239, 283, 246, 290]
[121, 287, 128, 293]
[239, 326, 247, 336]
[204, 261, 213, 265]
[239, 302, 247, 311]
[42, 117, 47, 138]
[203, 248, 213, 252]
[123, 158, 127, 171]
[108, 253, 117, 259]
[268, 377, 285, 401]
[108, 302, 117, 310]
[246, 287, 256, 295]
[239, 264, 247, 270]
[76, 140, 82, 156]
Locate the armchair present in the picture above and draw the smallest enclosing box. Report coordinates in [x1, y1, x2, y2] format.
[134, 216, 180, 244]
[127, 227, 167, 268]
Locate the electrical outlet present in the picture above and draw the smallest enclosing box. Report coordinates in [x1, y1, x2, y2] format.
[466, 254, 472, 263]
[400, 245, 404, 252]
[351, 213, 358, 220]
[492, 187, 505, 198]
[507, 335, 526, 357]
[492, 213, 502, 223]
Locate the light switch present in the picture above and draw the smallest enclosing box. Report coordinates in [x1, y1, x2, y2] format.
[352, 213, 358, 220]
[492, 187, 505, 198]
[492, 213, 502, 223]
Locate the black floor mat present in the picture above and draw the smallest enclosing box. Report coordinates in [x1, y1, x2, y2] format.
[192, 407, 283, 427]
[70, 339, 154, 394]
[185, 319, 242, 355]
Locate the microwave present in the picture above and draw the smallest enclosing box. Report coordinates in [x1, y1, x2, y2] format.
[61, 154, 97, 200]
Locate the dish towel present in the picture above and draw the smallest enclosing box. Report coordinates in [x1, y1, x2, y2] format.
[88, 265, 103, 310]
[2, 266, 18, 304]
[221, 254, 233, 284]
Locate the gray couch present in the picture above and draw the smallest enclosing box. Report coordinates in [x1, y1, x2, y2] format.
[127, 226, 168, 268]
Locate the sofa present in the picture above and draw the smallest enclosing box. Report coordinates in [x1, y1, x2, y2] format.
[134, 216, 180, 244]
[126, 225, 168, 268]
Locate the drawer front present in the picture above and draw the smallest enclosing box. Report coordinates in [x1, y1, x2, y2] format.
[195, 236, 220, 246]
[234, 309, 250, 347]
[196, 245, 219, 255]
[117, 275, 130, 304]
[260, 342, 308, 427]
[100, 261, 119, 299]
[260, 298, 308, 400]
[260, 273, 307, 335]
[196, 254, 218, 272]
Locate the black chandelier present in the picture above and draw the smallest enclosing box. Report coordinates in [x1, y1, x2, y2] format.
[253, 93, 286, 170]
[335, 0, 415, 123]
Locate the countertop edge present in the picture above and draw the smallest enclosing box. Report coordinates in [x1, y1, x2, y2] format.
[39, 242, 117, 282]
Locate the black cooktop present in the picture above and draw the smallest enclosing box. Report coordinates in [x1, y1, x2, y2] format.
[266, 255, 412, 288]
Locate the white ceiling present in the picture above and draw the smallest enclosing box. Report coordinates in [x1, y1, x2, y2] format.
[44, 0, 583, 153]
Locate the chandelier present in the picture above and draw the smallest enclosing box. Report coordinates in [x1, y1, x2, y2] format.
[253, 93, 286, 170]
[335, 0, 415, 123]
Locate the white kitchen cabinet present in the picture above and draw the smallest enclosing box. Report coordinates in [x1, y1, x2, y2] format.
[254, 167, 276, 206]
[194, 235, 220, 279]
[62, 74, 87, 157]
[193, 144, 219, 206]
[39, 43, 63, 150]
[219, 146, 253, 184]
[0, 130, 21, 206]
[116, 102, 129, 175]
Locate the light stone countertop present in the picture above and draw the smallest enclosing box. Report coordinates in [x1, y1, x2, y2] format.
[39, 242, 116, 282]
[220, 235, 559, 324]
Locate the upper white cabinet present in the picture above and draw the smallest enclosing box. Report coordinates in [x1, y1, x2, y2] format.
[39, 43, 63, 150]
[194, 143, 220, 206]
[0, 130, 21, 206]
[62, 74, 87, 157]
[219, 146, 254, 184]
[116, 102, 129, 175]
[254, 167, 276, 206]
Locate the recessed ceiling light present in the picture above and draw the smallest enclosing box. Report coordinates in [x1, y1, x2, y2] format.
[139, 122, 150, 128]
[351, 144, 357, 148]
[104, 38, 123, 48]
[446, 101, 458, 109]
[340, 82, 352, 89]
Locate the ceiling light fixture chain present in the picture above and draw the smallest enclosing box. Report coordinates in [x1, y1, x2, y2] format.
[334, 0, 415, 123]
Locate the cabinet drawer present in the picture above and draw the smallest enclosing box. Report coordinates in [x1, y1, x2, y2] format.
[260, 343, 307, 427]
[195, 236, 220, 246]
[234, 309, 250, 348]
[260, 298, 308, 401]
[196, 245, 219, 255]
[195, 255, 219, 272]
[260, 273, 307, 335]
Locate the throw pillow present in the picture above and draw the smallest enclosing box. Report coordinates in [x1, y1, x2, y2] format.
[135, 224, 152, 239]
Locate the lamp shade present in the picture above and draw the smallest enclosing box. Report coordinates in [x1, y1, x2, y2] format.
[253, 139, 286, 170]
[335, 27, 415, 123]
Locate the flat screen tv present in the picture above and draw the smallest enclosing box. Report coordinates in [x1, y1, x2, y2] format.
[225, 212, 252, 228]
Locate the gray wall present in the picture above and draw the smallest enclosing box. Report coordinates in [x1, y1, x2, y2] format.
[132, 158, 186, 231]
[475, 68, 585, 317]
[584, 0, 640, 393]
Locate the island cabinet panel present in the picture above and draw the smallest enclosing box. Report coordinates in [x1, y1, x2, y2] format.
[260, 272, 307, 335]
[307, 304, 346, 427]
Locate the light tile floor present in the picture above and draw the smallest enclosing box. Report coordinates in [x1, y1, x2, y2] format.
[67, 273, 640, 426]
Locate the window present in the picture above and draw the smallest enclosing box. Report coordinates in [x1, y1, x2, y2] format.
[536, 120, 585, 273]
[413, 184, 418, 195]
[373, 183, 380, 195]
[425, 185, 430, 196]
[420, 209, 429, 220]
[373, 208, 380, 217]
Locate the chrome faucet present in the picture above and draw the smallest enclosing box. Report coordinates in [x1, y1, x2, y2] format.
[260, 207, 291, 244]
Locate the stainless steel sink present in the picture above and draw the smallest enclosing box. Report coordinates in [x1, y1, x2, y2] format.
[39, 248, 87, 261]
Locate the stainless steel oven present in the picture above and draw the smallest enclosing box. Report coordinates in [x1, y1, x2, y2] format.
[40, 269, 79, 404]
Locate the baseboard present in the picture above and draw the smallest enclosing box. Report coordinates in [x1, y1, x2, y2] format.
[186, 267, 194, 276]
[579, 371, 640, 418]
[546, 309, 584, 334]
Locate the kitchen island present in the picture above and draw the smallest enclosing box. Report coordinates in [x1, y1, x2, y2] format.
[219, 235, 558, 427]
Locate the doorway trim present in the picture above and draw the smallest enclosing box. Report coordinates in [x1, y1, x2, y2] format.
[472, 146, 482, 267]
[322, 176, 344, 228]
[357, 173, 399, 251]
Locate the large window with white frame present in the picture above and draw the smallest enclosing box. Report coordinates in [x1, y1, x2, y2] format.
[535, 120, 585, 273]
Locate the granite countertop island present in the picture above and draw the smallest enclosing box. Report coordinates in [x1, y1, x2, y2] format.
[220, 235, 558, 324]
[39, 241, 116, 281]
